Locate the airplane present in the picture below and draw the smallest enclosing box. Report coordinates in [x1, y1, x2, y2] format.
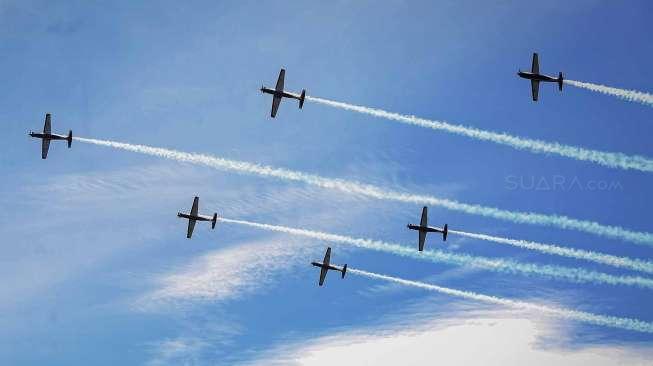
[177, 196, 218, 239]
[407, 206, 448, 251]
[260, 68, 306, 118]
[28, 113, 72, 159]
[311, 247, 347, 286]
[517, 53, 563, 101]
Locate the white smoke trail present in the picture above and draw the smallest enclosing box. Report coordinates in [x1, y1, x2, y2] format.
[349, 268, 653, 334]
[74, 137, 653, 246]
[306, 96, 653, 173]
[449, 230, 653, 275]
[565, 79, 653, 107]
[218, 218, 653, 290]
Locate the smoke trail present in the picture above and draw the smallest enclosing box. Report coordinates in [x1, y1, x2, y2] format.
[74, 136, 653, 246]
[218, 218, 653, 289]
[449, 230, 653, 275]
[349, 268, 653, 334]
[306, 96, 653, 173]
[565, 79, 653, 107]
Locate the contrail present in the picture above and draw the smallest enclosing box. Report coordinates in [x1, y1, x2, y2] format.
[449, 230, 653, 275]
[565, 79, 653, 107]
[218, 217, 653, 290]
[74, 137, 653, 246]
[306, 96, 653, 173]
[349, 268, 653, 334]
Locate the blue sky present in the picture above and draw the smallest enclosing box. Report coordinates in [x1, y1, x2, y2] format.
[2, 0, 653, 364]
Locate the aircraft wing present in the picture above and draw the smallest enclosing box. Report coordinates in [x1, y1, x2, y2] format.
[318, 265, 328, 286]
[531, 53, 539, 74]
[531, 80, 540, 101]
[420, 206, 428, 227]
[275, 69, 285, 92]
[323, 247, 331, 267]
[418, 230, 427, 251]
[44, 114, 51, 134]
[271, 96, 282, 118]
[186, 218, 197, 239]
[190, 196, 199, 216]
[41, 138, 50, 159]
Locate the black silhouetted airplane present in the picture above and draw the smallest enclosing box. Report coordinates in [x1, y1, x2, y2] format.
[29, 113, 72, 159]
[407, 206, 448, 251]
[261, 68, 306, 118]
[177, 196, 217, 238]
[518, 53, 563, 101]
[311, 247, 347, 286]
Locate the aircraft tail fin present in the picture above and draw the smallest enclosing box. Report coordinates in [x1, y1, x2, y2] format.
[558, 72, 564, 91]
[67, 130, 73, 148]
[298, 89, 306, 109]
[211, 213, 218, 229]
[442, 224, 448, 241]
[341, 264, 347, 279]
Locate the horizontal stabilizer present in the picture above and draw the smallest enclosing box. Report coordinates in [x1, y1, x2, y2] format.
[558, 72, 564, 91]
[443, 224, 448, 241]
[341, 264, 347, 278]
[67, 130, 73, 148]
[212, 213, 218, 229]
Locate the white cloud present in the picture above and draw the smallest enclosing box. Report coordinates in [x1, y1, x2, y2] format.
[138, 235, 319, 310]
[0, 160, 349, 310]
[0, 163, 195, 306]
[146, 337, 209, 366]
[241, 311, 653, 366]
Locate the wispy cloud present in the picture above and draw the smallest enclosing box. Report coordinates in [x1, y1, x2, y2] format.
[0, 163, 194, 307]
[146, 337, 210, 366]
[138, 235, 318, 310]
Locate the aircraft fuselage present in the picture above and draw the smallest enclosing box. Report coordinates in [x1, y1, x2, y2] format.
[177, 213, 213, 222]
[28, 132, 68, 140]
[517, 71, 559, 83]
[407, 224, 441, 233]
[260, 86, 301, 100]
[311, 262, 342, 271]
